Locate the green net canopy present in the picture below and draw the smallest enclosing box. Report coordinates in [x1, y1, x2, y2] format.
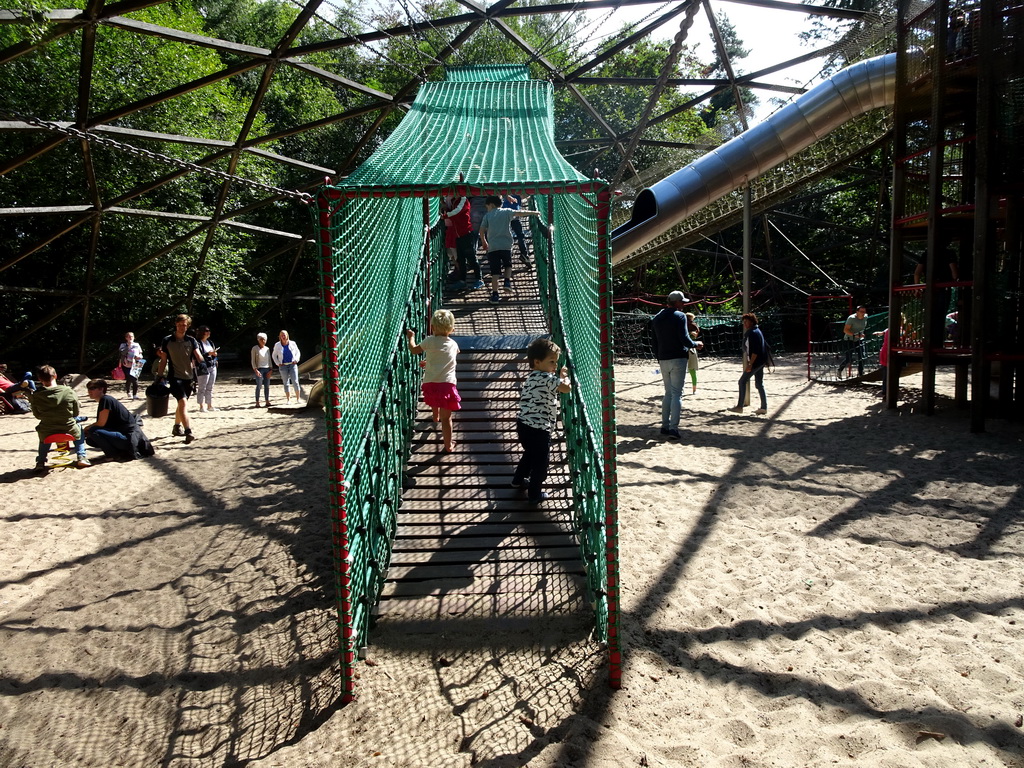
[342, 68, 590, 192]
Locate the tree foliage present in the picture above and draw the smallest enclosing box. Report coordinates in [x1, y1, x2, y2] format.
[1, 0, 760, 364]
[700, 13, 757, 137]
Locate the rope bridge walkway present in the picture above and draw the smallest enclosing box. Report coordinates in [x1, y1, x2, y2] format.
[376, 281, 588, 630]
[313, 65, 619, 701]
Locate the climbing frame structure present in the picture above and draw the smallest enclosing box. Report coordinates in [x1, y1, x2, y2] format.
[313, 65, 619, 700]
[890, 0, 1024, 428]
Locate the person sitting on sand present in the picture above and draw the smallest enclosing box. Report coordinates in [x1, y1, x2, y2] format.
[83, 379, 137, 460]
[0, 364, 34, 414]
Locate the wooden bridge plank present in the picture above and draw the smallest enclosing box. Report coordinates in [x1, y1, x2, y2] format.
[397, 514, 577, 528]
[400, 486, 571, 501]
[379, 572, 585, 598]
[388, 546, 579, 565]
[392, 534, 577, 551]
[408, 452, 564, 463]
[394, 524, 574, 540]
[374, 592, 586, 620]
[385, 559, 585, 581]
[397, 498, 571, 512]
[403, 473, 569, 488]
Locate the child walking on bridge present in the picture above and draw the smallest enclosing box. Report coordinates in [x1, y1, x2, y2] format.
[407, 309, 461, 453]
[511, 338, 572, 504]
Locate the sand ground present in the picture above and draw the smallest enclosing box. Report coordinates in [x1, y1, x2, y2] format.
[1, 358, 1022, 768]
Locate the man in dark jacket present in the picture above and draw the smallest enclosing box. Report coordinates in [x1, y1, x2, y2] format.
[651, 290, 702, 438]
[730, 313, 769, 415]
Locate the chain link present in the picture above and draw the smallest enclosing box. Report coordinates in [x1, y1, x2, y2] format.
[2, 110, 315, 203]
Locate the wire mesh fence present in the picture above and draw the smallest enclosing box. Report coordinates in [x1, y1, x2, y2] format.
[613, 310, 784, 362]
[807, 311, 887, 382]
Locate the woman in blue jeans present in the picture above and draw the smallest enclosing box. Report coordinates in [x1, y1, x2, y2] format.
[83, 379, 136, 459]
[251, 332, 273, 407]
[730, 313, 769, 415]
[272, 330, 305, 403]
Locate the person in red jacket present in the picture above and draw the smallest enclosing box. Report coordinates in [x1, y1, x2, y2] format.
[0, 364, 34, 414]
[442, 195, 484, 291]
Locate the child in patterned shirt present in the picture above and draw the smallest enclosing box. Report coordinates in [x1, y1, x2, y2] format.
[511, 337, 572, 504]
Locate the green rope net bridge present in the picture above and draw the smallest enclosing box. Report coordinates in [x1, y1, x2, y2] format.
[313, 65, 620, 701]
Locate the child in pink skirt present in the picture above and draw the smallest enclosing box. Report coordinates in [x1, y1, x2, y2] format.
[406, 309, 461, 452]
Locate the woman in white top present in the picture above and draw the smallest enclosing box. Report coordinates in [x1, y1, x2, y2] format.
[118, 331, 144, 400]
[195, 325, 219, 412]
[251, 333, 273, 407]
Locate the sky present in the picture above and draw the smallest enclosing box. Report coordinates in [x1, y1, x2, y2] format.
[582, 0, 843, 124]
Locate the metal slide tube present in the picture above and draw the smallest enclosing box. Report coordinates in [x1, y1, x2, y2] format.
[611, 54, 897, 262]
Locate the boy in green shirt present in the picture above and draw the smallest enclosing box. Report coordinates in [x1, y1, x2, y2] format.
[30, 365, 89, 471]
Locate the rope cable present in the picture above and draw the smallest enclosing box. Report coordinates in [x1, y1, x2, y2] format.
[699, 234, 811, 296]
[0, 109, 314, 203]
[766, 217, 846, 292]
[285, 0, 429, 81]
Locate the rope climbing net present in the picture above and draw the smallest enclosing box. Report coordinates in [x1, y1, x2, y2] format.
[614, 309, 785, 362]
[807, 309, 888, 382]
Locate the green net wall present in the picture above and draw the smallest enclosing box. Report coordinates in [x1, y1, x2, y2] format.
[446, 65, 530, 82]
[315, 194, 444, 701]
[532, 192, 620, 680]
[342, 79, 588, 192]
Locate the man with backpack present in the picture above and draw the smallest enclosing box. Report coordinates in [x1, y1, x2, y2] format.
[729, 312, 770, 415]
[154, 314, 206, 444]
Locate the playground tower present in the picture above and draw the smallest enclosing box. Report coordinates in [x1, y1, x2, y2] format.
[890, 0, 1024, 429]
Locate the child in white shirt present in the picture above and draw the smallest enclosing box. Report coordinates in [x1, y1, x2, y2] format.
[406, 309, 461, 453]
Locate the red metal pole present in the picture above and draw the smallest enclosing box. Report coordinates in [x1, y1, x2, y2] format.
[317, 189, 356, 703]
[596, 186, 621, 690]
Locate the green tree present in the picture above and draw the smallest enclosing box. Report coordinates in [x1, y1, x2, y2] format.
[700, 13, 757, 137]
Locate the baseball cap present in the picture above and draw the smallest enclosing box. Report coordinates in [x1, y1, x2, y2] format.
[667, 290, 688, 303]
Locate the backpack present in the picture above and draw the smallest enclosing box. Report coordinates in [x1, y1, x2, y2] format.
[1, 393, 31, 415]
[129, 415, 156, 459]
